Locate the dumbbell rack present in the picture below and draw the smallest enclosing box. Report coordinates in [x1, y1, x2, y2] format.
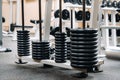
[100, 2, 120, 59]
[63, 2, 91, 29]
[100, 7, 119, 48]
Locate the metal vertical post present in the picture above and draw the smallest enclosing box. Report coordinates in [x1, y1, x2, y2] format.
[43, 0, 52, 41]
[111, 11, 117, 46]
[0, 0, 2, 46]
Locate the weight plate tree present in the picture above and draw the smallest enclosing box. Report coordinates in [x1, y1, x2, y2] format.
[32, 0, 50, 60]
[16, 0, 30, 64]
[55, 0, 67, 63]
[70, 0, 98, 72]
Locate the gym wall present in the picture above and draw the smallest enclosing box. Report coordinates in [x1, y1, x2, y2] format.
[2, 0, 46, 31]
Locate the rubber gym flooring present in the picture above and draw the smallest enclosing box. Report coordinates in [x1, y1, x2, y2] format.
[0, 36, 120, 80]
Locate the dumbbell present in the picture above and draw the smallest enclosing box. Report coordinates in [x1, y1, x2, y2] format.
[112, 0, 118, 8]
[64, 0, 70, 3]
[116, 13, 120, 22]
[77, 0, 82, 5]
[117, 1, 120, 8]
[75, 10, 83, 20]
[54, 9, 70, 20]
[86, 0, 91, 6]
[62, 9, 70, 20]
[86, 11, 91, 21]
[101, 0, 107, 7]
[54, 10, 59, 18]
[116, 1, 120, 12]
[106, 0, 112, 7]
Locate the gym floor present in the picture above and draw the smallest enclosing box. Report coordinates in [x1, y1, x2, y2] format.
[0, 36, 120, 80]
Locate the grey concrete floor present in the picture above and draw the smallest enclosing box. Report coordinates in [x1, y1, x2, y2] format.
[0, 36, 120, 80]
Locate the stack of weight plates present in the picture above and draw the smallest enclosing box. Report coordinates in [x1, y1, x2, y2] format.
[70, 29, 98, 69]
[17, 30, 30, 56]
[55, 32, 67, 63]
[32, 41, 50, 60]
[66, 42, 71, 60]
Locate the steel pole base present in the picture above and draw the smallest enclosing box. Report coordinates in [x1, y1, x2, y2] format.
[15, 58, 28, 64]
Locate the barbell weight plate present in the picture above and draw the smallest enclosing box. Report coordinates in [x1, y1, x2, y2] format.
[70, 33, 98, 37]
[71, 56, 97, 61]
[71, 49, 97, 53]
[71, 53, 97, 57]
[71, 45, 97, 49]
[71, 63, 96, 68]
[71, 41, 97, 45]
[70, 29, 98, 34]
[70, 37, 98, 41]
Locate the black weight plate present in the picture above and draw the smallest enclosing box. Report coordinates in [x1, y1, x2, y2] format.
[32, 46, 49, 49]
[55, 41, 66, 44]
[55, 57, 66, 60]
[71, 60, 97, 65]
[17, 30, 29, 32]
[55, 55, 67, 57]
[32, 41, 49, 44]
[86, 0, 91, 6]
[55, 51, 67, 54]
[32, 50, 50, 53]
[107, 0, 112, 7]
[71, 63, 96, 68]
[71, 52, 97, 57]
[118, 1, 120, 8]
[62, 9, 70, 20]
[55, 49, 67, 51]
[55, 46, 67, 49]
[70, 37, 98, 41]
[18, 45, 30, 47]
[86, 11, 91, 20]
[55, 44, 66, 46]
[71, 56, 97, 61]
[71, 49, 97, 53]
[112, 1, 118, 8]
[76, 10, 82, 20]
[71, 0, 78, 4]
[70, 33, 98, 37]
[64, 0, 69, 3]
[54, 10, 59, 18]
[71, 45, 97, 49]
[77, 0, 82, 5]
[70, 29, 98, 34]
[32, 44, 49, 47]
[55, 60, 66, 63]
[55, 39, 66, 41]
[18, 54, 29, 56]
[71, 41, 97, 45]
